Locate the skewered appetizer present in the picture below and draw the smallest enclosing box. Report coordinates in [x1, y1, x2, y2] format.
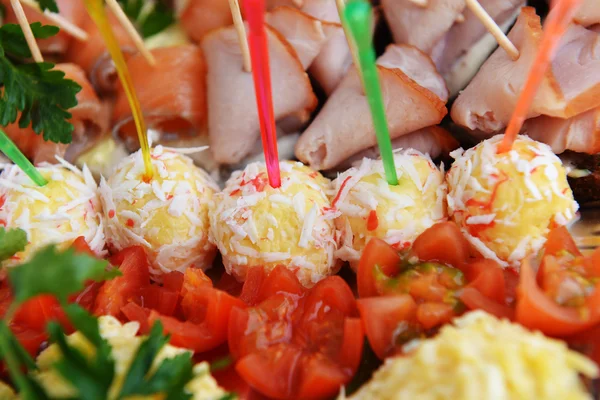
[209, 161, 340, 287]
[99, 145, 218, 277]
[446, 135, 578, 267]
[334, 150, 447, 268]
[0, 161, 105, 266]
[349, 311, 598, 400]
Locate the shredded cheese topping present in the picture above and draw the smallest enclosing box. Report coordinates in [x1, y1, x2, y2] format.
[446, 135, 578, 268]
[0, 161, 105, 265]
[209, 161, 340, 287]
[333, 150, 447, 268]
[348, 311, 598, 400]
[99, 146, 218, 277]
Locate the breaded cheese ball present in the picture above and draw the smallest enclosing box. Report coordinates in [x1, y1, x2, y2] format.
[0, 161, 105, 265]
[334, 150, 447, 269]
[100, 146, 218, 277]
[447, 135, 578, 267]
[209, 161, 340, 287]
[349, 311, 597, 400]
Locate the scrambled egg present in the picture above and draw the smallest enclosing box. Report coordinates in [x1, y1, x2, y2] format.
[34, 316, 227, 400]
[447, 135, 578, 267]
[349, 311, 598, 400]
[0, 162, 105, 266]
[334, 150, 447, 269]
[100, 146, 219, 277]
[0, 381, 17, 399]
[209, 161, 340, 287]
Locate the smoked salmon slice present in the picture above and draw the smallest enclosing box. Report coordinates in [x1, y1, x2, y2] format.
[112, 45, 207, 150]
[177, 0, 232, 43]
[4, 63, 109, 164]
[65, 11, 136, 94]
[2, 0, 86, 56]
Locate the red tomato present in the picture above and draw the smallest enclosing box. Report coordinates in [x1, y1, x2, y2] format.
[163, 271, 184, 292]
[71, 236, 94, 255]
[357, 238, 401, 298]
[13, 295, 69, 331]
[459, 288, 514, 320]
[9, 324, 47, 357]
[94, 246, 150, 318]
[464, 259, 505, 304]
[229, 268, 363, 400]
[356, 295, 416, 360]
[516, 258, 600, 336]
[121, 302, 151, 333]
[138, 286, 179, 316]
[544, 226, 581, 257]
[416, 302, 454, 330]
[411, 222, 471, 269]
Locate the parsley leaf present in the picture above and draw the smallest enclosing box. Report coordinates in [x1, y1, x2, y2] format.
[119, 321, 194, 400]
[8, 245, 119, 305]
[0, 227, 27, 263]
[34, 0, 59, 13]
[0, 23, 59, 59]
[117, 0, 175, 38]
[0, 22, 81, 144]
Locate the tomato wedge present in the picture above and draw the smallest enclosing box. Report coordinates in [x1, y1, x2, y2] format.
[464, 259, 505, 304]
[229, 267, 363, 400]
[356, 295, 417, 360]
[516, 258, 600, 336]
[544, 226, 581, 257]
[357, 238, 401, 298]
[94, 246, 150, 318]
[411, 222, 472, 269]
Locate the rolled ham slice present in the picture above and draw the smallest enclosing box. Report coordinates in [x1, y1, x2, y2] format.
[451, 7, 600, 134]
[112, 45, 207, 151]
[333, 126, 459, 171]
[2, 0, 86, 56]
[523, 107, 600, 155]
[4, 63, 108, 164]
[295, 44, 448, 170]
[177, 0, 232, 43]
[265, 6, 339, 69]
[201, 24, 317, 164]
[65, 12, 136, 94]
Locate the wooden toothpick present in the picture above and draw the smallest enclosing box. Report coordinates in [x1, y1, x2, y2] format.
[10, 0, 43, 62]
[228, 0, 251, 72]
[105, 0, 156, 66]
[465, 0, 519, 60]
[19, 0, 88, 41]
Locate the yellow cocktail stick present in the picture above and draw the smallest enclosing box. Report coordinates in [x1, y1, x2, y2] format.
[83, 0, 153, 180]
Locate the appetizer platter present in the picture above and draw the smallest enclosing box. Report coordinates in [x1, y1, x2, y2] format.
[0, 0, 599, 399]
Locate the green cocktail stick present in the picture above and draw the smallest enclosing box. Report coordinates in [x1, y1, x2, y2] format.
[0, 129, 47, 186]
[344, 0, 398, 185]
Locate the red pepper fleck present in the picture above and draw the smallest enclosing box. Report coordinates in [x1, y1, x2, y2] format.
[0, 196, 5, 209]
[367, 210, 379, 231]
[108, 210, 116, 218]
[0, 220, 6, 227]
[465, 172, 509, 210]
[467, 221, 496, 238]
[248, 173, 268, 192]
[562, 188, 568, 195]
[126, 219, 135, 227]
[309, 171, 318, 179]
[230, 188, 241, 197]
[166, 194, 174, 200]
[531, 167, 539, 174]
[332, 176, 353, 208]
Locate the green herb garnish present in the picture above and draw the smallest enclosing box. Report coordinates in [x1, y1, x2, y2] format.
[117, 0, 175, 38]
[0, 23, 81, 144]
[0, 227, 27, 263]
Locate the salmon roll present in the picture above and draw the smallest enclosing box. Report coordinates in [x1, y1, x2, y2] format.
[112, 45, 207, 150]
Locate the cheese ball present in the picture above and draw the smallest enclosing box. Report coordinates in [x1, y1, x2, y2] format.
[100, 146, 218, 277]
[349, 311, 598, 400]
[209, 161, 340, 287]
[447, 135, 578, 267]
[0, 162, 105, 265]
[334, 150, 447, 269]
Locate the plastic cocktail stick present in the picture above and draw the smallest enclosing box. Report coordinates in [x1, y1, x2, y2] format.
[243, 0, 281, 188]
[0, 129, 47, 186]
[498, 0, 583, 154]
[344, 1, 398, 185]
[83, 0, 153, 180]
